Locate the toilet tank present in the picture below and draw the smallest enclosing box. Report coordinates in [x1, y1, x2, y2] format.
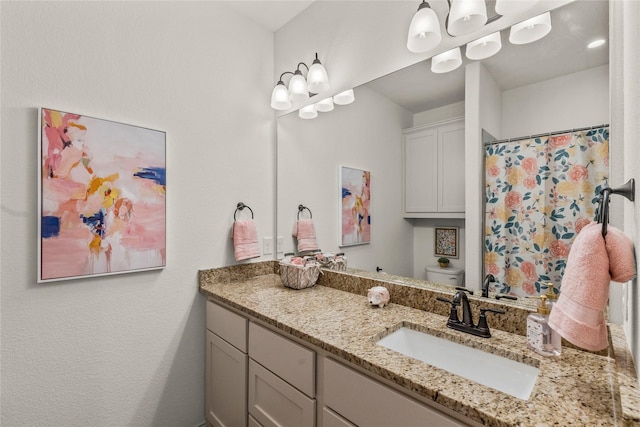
[425, 266, 464, 286]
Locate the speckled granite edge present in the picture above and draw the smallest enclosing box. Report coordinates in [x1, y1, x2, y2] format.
[610, 324, 640, 425]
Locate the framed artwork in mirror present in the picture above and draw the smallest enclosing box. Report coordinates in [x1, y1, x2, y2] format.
[434, 226, 458, 258]
[38, 108, 166, 283]
[340, 166, 371, 246]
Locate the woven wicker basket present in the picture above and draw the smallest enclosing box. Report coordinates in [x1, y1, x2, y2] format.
[279, 260, 321, 290]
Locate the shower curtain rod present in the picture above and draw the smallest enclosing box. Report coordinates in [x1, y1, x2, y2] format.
[484, 123, 609, 146]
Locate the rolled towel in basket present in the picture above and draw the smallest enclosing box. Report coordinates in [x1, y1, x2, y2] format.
[232, 219, 260, 261]
[292, 219, 319, 253]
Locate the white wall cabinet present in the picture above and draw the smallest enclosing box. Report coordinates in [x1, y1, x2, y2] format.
[206, 301, 248, 427]
[403, 118, 465, 218]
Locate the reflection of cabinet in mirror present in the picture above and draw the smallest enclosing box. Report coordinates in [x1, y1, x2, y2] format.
[403, 118, 465, 218]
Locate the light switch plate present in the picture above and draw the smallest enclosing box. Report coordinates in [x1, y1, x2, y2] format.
[263, 237, 273, 255]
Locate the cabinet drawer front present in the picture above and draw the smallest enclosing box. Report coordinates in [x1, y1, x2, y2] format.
[207, 300, 247, 352]
[323, 358, 464, 427]
[206, 331, 248, 427]
[249, 322, 315, 397]
[248, 359, 316, 427]
[321, 407, 356, 427]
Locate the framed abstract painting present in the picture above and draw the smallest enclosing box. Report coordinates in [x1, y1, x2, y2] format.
[434, 226, 458, 258]
[340, 166, 371, 246]
[38, 108, 166, 282]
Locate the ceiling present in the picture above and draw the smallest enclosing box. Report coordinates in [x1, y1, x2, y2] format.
[236, 0, 608, 114]
[223, 0, 316, 32]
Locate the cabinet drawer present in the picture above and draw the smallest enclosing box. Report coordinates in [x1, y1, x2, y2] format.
[323, 358, 464, 427]
[248, 359, 316, 427]
[249, 322, 315, 397]
[321, 407, 355, 427]
[207, 300, 247, 352]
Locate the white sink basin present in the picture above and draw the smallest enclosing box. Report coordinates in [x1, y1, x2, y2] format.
[377, 327, 539, 400]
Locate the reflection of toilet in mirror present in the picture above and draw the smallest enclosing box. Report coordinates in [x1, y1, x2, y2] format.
[425, 266, 464, 286]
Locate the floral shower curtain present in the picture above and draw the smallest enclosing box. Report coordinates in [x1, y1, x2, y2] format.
[484, 126, 609, 297]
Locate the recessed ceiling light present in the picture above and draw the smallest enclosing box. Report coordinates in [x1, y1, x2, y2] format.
[588, 39, 606, 49]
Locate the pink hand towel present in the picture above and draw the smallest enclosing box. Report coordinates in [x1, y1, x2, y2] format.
[548, 221, 635, 351]
[292, 219, 319, 253]
[232, 219, 260, 261]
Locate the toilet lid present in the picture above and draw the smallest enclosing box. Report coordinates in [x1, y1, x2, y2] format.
[425, 265, 464, 275]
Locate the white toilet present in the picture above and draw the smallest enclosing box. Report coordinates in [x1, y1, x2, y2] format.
[425, 265, 465, 286]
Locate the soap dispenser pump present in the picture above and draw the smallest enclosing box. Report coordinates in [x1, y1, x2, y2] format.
[526, 295, 561, 356]
[544, 282, 558, 309]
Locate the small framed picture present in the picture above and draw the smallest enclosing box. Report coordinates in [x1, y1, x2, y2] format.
[434, 226, 458, 258]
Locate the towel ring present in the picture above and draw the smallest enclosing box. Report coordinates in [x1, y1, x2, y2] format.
[597, 179, 635, 237]
[234, 202, 254, 221]
[297, 204, 313, 219]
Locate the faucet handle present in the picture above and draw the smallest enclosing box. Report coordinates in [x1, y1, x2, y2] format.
[476, 307, 506, 337]
[436, 297, 460, 323]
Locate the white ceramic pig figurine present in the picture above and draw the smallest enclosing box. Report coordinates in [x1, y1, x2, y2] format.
[368, 286, 390, 308]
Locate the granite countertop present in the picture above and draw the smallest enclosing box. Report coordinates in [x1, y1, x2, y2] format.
[199, 265, 640, 426]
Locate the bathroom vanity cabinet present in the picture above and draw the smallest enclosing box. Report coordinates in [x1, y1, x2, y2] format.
[205, 299, 466, 427]
[403, 118, 465, 218]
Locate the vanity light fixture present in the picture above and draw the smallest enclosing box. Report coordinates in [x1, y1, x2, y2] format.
[431, 47, 463, 73]
[271, 53, 330, 111]
[299, 104, 318, 119]
[316, 97, 334, 112]
[407, 1, 442, 53]
[333, 89, 355, 105]
[466, 31, 502, 60]
[509, 12, 552, 45]
[447, 0, 488, 37]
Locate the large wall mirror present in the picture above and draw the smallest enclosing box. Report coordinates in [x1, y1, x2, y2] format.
[276, 0, 609, 301]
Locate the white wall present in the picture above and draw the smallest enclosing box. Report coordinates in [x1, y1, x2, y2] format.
[502, 65, 610, 138]
[277, 85, 414, 276]
[0, 2, 275, 425]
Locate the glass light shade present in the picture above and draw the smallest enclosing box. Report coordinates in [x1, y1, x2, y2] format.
[333, 89, 355, 105]
[495, 0, 538, 16]
[307, 61, 330, 93]
[316, 97, 334, 112]
[288, 71, 309, 103]
[466, 31, 502, 60]
[407, 3, 442, 53]
[509, 12, 552, 45]
[270, 82, 291, 110]
[431, 47, 462, 73]
[298, 104, 318, 119]
[447, 0, 488, 37]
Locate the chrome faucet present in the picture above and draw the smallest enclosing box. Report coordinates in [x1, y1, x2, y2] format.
[482, 274, 496, 298]
[437, 287, 505, 338]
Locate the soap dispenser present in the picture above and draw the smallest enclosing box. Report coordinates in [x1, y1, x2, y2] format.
[544, 282, 558, 309]
[526, 295, 561, 356]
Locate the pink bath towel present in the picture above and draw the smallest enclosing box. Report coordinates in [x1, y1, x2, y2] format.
[548, 221, 635, 351]
[232, 220, 260, 261]
[292, 219, 319, 253]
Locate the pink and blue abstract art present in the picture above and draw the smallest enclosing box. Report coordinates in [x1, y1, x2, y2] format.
[38, 108, 166, 282]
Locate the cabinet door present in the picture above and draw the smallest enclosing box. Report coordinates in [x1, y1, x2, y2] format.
[248, 359, 315, 427]
[438, 120, 465, 212]
[206, 331, 248, 427]
[404, 127, 438, 213]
